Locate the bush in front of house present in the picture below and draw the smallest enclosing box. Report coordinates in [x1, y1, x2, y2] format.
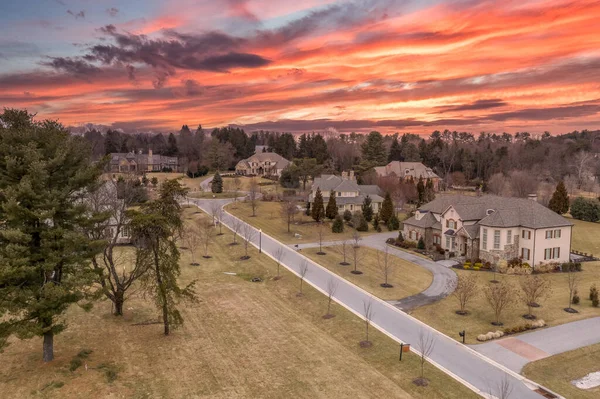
[343, 209, 352, 222]
[332, 215, 344, 233]
[387, 214, 400, 231]
[417, 237, 425, 250]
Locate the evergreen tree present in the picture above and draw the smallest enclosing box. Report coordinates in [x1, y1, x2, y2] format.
[279, 166, 300, 188]
[326, 192, 338, 220]
[417, 237, 426, 250]
[361, 131, 387, 166]
[548, 181, 570, 214]
[130, 180, 196, 336]
[305, 200, 311, 216]
[388, 136, 403, 162]
[343, 209, 353, 222]
[387, 214, 400, 231]
[372, 212, 381, 232]
[311, 188, 325, 222]
[332, 215, 344, 233]
[570, 197, 600, 222]
[166, 133, 179, 157]
[417, 177, 426, 205]
[0, 109, 106, 362]
[211, 171, 223, 193]
[362, 195, 374, 222]
[380, 192, 394, 223]
[425, 178, 436, 202]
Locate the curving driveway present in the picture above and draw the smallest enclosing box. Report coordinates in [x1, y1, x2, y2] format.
[295, 231, 457, 311]
[189, 197, 564, 399]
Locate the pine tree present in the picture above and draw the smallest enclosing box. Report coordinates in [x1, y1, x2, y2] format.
[332, 215, 344, 233]
[326, 192, 338, 220]
[166, 133, 179, 157]
[387, 214, 400, 231]
[311, 187, 325, 222]
[305, 200, 311, 216]
[211, 171, 223, 193]
[388, 136, 403, 162]
[417, 177, 426, 205]
[372, 212, 381, 232]
[0, 109, 106, 362]
[362, 195, 374, 222]
[361, 131, 387, 165]
[380, 192, 394, 224]
[130, 180, 196, 336]
[549, 181, 569, 214]
[425, 178, 436, 202]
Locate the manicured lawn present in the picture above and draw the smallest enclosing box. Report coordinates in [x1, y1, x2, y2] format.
[569, 217, 600, 256]
[0, 206, 476, 399]
[188, 191, 239, 199]
[523, 343, 600, 399]
[225, 201, 374, 244]
[411, 264, 600, 344]
[303, 246, 433, 301]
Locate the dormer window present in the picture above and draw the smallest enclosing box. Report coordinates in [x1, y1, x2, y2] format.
[486, 209, 494, 215]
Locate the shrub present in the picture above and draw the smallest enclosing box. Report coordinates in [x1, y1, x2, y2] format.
[343, 209, 352, 222]
[589, 284, 598, 301]
[522, 262, 530, 268]
[573, 289, 580, 305]
[464, 261, 472, 267]
[562, 262, 582, 272]
[484, 261, 492, 269]
[387, 214, 400, 231]
[474, 262, 482, 269]
[473, 266, 480, 271]
[435, 244, 444, 254]
[570, 196, 600, 222]
[69, 358, 83, 372]
[397, 231, 404, 242]
[352, 212, 369, 232]
[594, 298, 600, 308]
[417, 237, 425, 250]
[332, 215, 344, 233]
[463, 265, 470, 269]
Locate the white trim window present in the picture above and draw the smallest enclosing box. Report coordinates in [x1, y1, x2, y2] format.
[553, 247, 560, 259]
[494, 230, 501, 249]
[507, 230, 512, 244]
[545, 230, 552, 239]
[554, 229, 561, 238]
[521, 248, 531, 260]
[522, 230, 531, 240]
[445, 236, 450, 248]
[482, 228, 488, 250]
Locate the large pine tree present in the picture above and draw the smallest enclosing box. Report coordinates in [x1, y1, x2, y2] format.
[311, 187, 325, 222]
[326, 192, 338, 220]
[380, 192, 394, 224]
[362, 195, 374, 222]
[388, 136, 403, 162]
[548, 181, 570, 214]
[0, 109, 106, 362]
[211, 171, 223, 193]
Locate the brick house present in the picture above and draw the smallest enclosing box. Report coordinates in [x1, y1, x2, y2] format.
[403, 194, 573, 266]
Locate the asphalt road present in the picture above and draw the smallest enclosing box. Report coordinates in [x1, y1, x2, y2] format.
[190, 197, 564, 399]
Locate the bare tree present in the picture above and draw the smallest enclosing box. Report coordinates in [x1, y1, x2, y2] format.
[87, 179, 149, 316]
[486, 173, 507, 195]
[351, 243, 365, 275]
[449, 274, 478, 315]
[280, 199, 298, 233]
[248, 178, 260, 217]
[572, 151, 594, 189]
[484, 280, 515, 325]
[335, 240, 351, 265]
[316, 222, 326, 255]
[240, 223, 256, 260]
[487, 375, 513, 399]
[352, 230, 362, 248]
[566, 269, 580, 313]
[520, 275, 551, 319]
[509, 170, 538, 198]
[231, 176, 242, 204]
[360, 299, 375, 347]
[323, 278, 338, 319]
[377, 245, 395, 288]
[199, 221, 214, 258]
[215, 207, 225, 235]
[297, 261, 309, 296]
[230, 217, 243, 245]
[210, 201, 220, 225]
[415, 329, 436, 384]
[183, 223, 202, 266]
[274, 247, 285, 280]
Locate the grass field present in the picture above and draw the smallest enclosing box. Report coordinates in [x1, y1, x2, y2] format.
[0, 206, 475, 399]
[225, 201, 375, 244]
[522, 343, 600, 399]
[303, 246, 433, 301]
[411, 264, 600, 344]
[569, 217, 600, 256]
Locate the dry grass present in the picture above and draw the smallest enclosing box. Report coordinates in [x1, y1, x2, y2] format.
[411, 264, 600, 344]
[0, 207, 475, 399]
[569, 217, 600, 256]
[522, 342, 600, 399]
[303, 246, 433, 301]
[226, 201, 373, 244]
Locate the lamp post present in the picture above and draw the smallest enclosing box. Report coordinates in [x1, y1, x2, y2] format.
[458, 330, 465, 344]
[259, 229, 262, 253]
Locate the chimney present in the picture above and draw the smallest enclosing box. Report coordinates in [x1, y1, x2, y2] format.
[341, 171, 348, 180]
[528, 193, 538, 202]
[349, 170, 355, 181]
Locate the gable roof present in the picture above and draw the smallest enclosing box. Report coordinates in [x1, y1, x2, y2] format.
[403, 212, 438, 229]
[238, 152, 291, 169]
[378, 161, 439, 179]
[312, 175, 360, 192]
[420, 194, 573, 229]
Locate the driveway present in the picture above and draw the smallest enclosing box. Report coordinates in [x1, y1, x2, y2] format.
[188, 197, 564, 399]
[295, 231, 457, 311]
[472, 317, 600, 373]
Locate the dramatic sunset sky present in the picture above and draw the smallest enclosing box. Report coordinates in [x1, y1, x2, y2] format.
[1, 0, 600, 134]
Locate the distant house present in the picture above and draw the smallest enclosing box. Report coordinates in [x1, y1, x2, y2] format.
[375, 161, 440, 190]
[87, 180, 132, 245]
[235, 152, 291, 177]
[309, 171, 383, 213]
[109, 150, 182, 173]
[403, 194, 573, 266]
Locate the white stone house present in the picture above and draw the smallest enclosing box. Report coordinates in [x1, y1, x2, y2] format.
[309, 171, 383, 213]
[403, 194, 573, 266]
[235, 152, 291, 177]
[374, 161, 441, 190]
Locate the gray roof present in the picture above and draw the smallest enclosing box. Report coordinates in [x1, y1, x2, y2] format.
[361, 185, 383, 196]
[110, 152, 178, 165]
[459, 224, 480, 239]
[237, 152, 291, 169]
[419, 194, 573, 229]
[376, 161, 439, 179]
[313, 175, 360, 192]
[403, 212, 438, 229]
[309, 193, 383, 205]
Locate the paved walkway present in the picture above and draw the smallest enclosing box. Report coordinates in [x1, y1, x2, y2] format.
[295, 231, 458, 311]
[188, 197, 564, 399]
[472, 317, 600, 373]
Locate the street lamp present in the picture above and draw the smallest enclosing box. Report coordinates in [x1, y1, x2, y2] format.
[458, 330, 466, 344]
[259, 228, 262, 253]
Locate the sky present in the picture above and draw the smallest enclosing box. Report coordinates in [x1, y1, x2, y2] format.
[1, 0, 600, 134]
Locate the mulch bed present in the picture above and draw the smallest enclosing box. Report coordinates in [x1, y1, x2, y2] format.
[564, 307, 579, 313]
[380, 283, 394, 288]
[322, 314, 335, 319]
[412, 378, 429, 387]
[359, 341, 372, 348]
[351, 270, 363, 275]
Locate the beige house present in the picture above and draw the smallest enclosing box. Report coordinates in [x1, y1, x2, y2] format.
[235, 152, 290, 177]
[309, 171, 383, 213]
[375, 161, 441, 190]
[109, 150, 181, 173]
[403, 194, 573, 266]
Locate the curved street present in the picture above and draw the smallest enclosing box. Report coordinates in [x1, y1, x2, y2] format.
[190, 197, 564, 399]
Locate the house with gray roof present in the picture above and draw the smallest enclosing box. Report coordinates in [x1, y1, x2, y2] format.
[109, 150, 181, 173]
[309, 171, 383, 214]
[235, 152, 290, 177]
[403, 194, 573, 266]
[375, 161, 441, 190]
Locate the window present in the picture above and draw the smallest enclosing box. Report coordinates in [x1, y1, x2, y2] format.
[121, 226, 130, 238]
[544, 248, 551, 260]
[446, 219, 457, 229]
[433, 235, 441, 245]
[545, 230, 552, 239]
[337, 191, 341, 196]
[521, 248, 530, 260]
[522, 230, 531, 239]
[553, 247, 560, 259]
[554, 229, 561, 238]
[482, 228, 488, 250]
[507, 230, 512, 244]
[446, 236, 450, 248]
[494, 230, 501, 249]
